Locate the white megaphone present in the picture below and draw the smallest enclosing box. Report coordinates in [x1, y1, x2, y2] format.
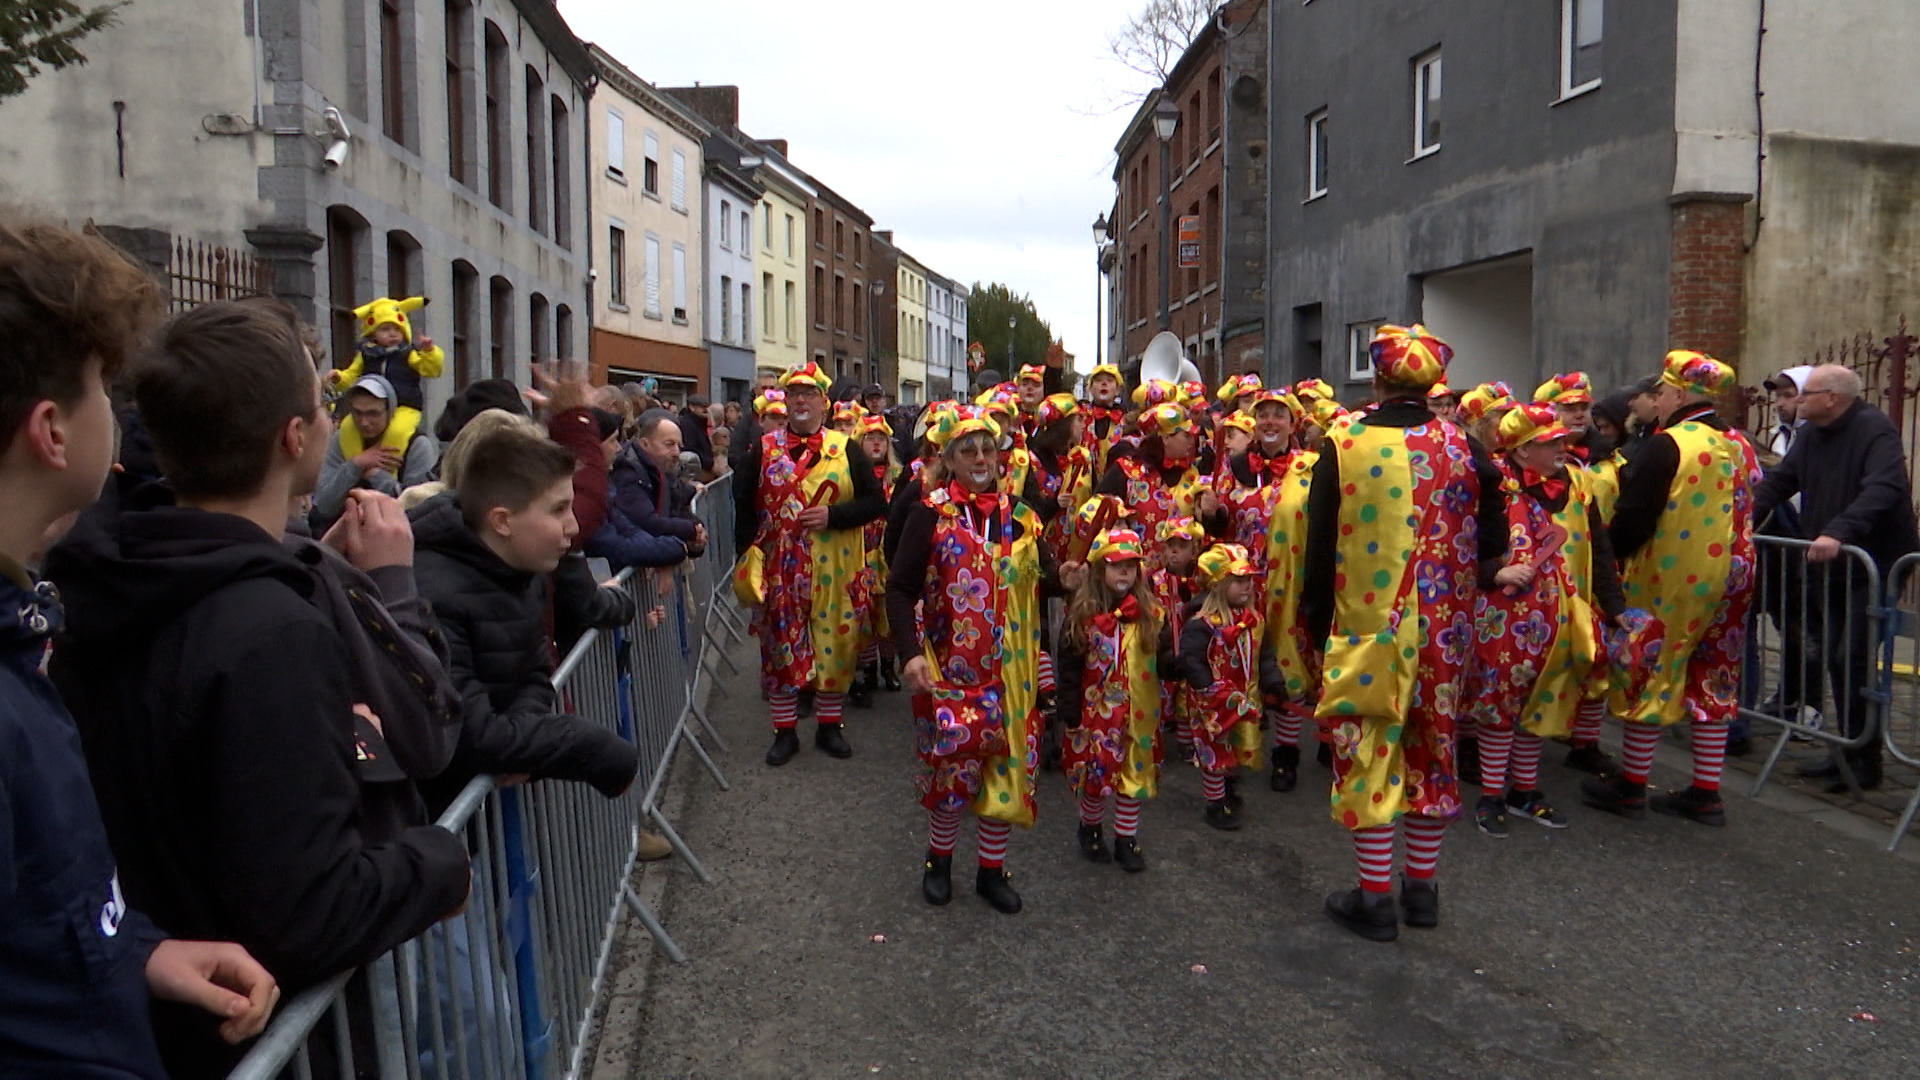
[1140, 331, 1202, 387]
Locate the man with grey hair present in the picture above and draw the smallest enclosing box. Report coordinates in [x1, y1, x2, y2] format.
[1753, 363, 1920, 792]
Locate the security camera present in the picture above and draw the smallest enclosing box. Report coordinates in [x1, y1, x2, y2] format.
[323, 141, 350, 169]
[322, 105, 350, 169]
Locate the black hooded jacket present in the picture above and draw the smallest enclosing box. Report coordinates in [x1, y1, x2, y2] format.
[43, 485, 471, 1075]
[408, 493, 640, 809]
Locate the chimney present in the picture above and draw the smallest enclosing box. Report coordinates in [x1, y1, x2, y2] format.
[660, 85, 740, 130]
[874, 229, 893, 243]
[760, 138, 789, 158]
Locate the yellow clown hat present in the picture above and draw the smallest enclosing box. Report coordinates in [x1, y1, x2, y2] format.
[1073, 493, 1127, 539]
[1131, 378, 1180, 409]
[354, 295, 426, 341]
[1037, 393, 1080, 428]
[1458, 381, 1516, 424]
[778, 360, 832, 393]
[1533, 371, 1594, 406]
[753, 388, 788, 420]
[1088, 526, 1146, 564]
[1217, 372, 1263, 404]
[1017, 363, 1046, 385]
[930, 404, 1001, 449]
[1138, 401, 1195, 438]
[914, 401, 958, 445]
[1293, 377, 1335, 403]
[1495, 402, 1571, 451]
[1196, 542, 1256, 585]
[1154, 514, 1205, 544]
[1370, 324, 1453, 390]
[855, 411, 893, 439]
[1177, 379, 1208, 406]
[832, 400, 866, 426]
[1220, 411, 1256, 437]
[1248, 387, 1304, 421]
[1306, 396, 1348, 430]
[1426, 381, 1456, 401]
[1088, 363, 1122, 383]
[1661, 350, 1736, 398]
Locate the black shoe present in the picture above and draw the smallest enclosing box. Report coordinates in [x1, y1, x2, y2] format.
[1580, 775, 1648, 819]
[1565, 743, 1621, 778]
[1224, 775, 1245, 812]
[1796, 757, 1841, 779]
[847, 674, 876, 710]
[975, 866, 1023, 914]
[922, 852, 952, 906]
[1077, 823, 1112, 863]
[1824, 758, 1883, 795]
[1324, 887, 1398, 942]
[1505, 789, 1569, 829]
[814, 723, 853, 759]
[1113, 835, 1146, 873]
[765, 728, 801, 767]
[1650, 784, 1727, 826]
[1399, 877, 1440, 929]
[880, 657, 901, 692]
[1474, 795, 1509, 838]
[1270, 743, 1301, 793]
[796, 690, 815, 720]
[1457, 736, 1481, 785]
[1204, 799, 1243, 831]
[1725, 736, 1752, 758]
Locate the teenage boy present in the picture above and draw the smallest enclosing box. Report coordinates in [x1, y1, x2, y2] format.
[43, 298, 468, 1074]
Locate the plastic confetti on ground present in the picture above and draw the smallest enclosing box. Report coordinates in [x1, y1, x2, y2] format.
[1190, 964, 1208, 975]
[870, 934, 887, 943]
[1851, 1011, 1877, 1023]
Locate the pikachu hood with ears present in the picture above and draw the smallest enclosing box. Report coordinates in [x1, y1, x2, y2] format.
[356, 295, 427, 342]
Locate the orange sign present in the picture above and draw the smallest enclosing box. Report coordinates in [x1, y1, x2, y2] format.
[1177, 215, 1201, 269]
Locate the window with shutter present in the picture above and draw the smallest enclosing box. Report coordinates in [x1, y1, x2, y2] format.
[671, 149, 686, 210]
[644, 234, 661, 317]
[606, 109, 624, 178]
[672, 244, 687, 321]
[643, 132, 659, 196]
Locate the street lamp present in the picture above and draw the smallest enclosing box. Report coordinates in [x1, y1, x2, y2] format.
[1153, 94, 1179, 333]
[1092, 213, 1109, 370]
[1006, 312, 1018, 372]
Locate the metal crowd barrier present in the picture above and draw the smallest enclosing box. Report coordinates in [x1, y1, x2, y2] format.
[1881, 552, 1920, 851]
[228, 474, 744, 1079]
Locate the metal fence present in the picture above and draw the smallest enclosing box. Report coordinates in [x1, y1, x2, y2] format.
[228, 475, 741, 1080]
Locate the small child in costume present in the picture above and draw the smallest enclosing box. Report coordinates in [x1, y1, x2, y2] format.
[1178, 542, 1274, 831]
[1058, 527, 1167, 872]
[1150, 516, 1206, 754]
[854, 412, 903, 697]
[326, 295, 444, 454]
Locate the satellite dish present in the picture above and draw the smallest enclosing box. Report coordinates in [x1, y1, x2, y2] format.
[1141, 331, 1202, 386]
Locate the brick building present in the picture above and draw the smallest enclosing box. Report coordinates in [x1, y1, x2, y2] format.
[805, 183, 880, 389]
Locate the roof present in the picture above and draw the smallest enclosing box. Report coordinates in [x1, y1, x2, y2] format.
[511, 0, 594, 88]
[589, 44, 710, 143]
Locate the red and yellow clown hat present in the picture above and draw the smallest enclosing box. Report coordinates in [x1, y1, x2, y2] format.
[1370, 324, 1453, 390]
[1533, 371, 1594, 407]
[1495, 402, 1571, 451]
[855, 412, 893, 439]
[929, 403, 1002, 449]
[778, 360, 832, 393]
[1088, 526, 1146, 564]
[1217, 371, 1263, 404]
[1017, 363, 1047, 385]
[973, 383, 1019, 422]
[1038, 392, 1080, 427]
[1178, 379, 1208, 407]
[1138, 401, 1195, 438]
[1154, 514, 1205, 544]
[1196, 542, 1256, 585]
[1293, 377, 1335, 404]
[753, 388, 787, 419]
[1131, 378, 1181, 409]
[1220, 411, 1256, 436]
[832, 400, 866, 426]
[1661, 350, 1736, 398]
[1426, 381, 1455, 401]
[1247, 387, 1305, 421]
[1457, 381, 1517, 425]
[1074, 493, 1127, 538]
[1088, 363, 1122, 383]
[355, 295, 426, 341]
[1306, 396, 1348, 430]
[914, 400, 958, 445]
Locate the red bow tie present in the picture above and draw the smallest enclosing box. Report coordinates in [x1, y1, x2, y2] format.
[1089, 405, 1125, 424]
[949, 482, 1001, 518]
[1522, 468, 1568, 501]
[1114, 594, 1140, 621]
[1162, 455, 1193, 472]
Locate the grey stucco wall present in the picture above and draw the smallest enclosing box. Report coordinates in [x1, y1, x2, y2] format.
[1266, 0, 1681, 396]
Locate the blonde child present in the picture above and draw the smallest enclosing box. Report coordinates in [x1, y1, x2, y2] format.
[1178, 543, 1275, 831]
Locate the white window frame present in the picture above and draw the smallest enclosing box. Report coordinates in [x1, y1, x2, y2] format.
[1412, 50, 1442, 159]
[643, 233, 661, 318]
[670, 148, 687, 211]
[1559, 0, 1603, 99]
[719, 199, 731, 249]
[741, 211, 752, 256]
[606, 222, 627, 309]
[642, 131, 660, 197]
[605, 108, 625, 180]
[720, 274, 733, 342]
[1347, 320, 1383, 381]
[671, 242, 687, 322]
[1306, 109, 1329, 199]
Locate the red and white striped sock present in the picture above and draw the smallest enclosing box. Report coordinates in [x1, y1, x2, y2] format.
[927, 807, 961, 856]
[1458, 713, 1478, 743]
[1478, 725, 1514, 793]
[1078, 792, 1107, 826]
[1510, 731, 1543, 792]
[1037, 652, 1056, 695]
[1113, 795, 1142, 837]
[1354, 824, 1395, 893]
[1176, 712, 1194, 748]
[815, 692, 845, 726]
[976, 818, 1011, 868]
[1201, 769, 1227, 803]
[1691, 718, 1729, 791]
[1402, 815, 1446, 881]
[1273, 707, 1303, 749]
[770, 691, 798, 731]
[1572, 699, 1606, 747]
[1620, 721, 1662, 784]
[859, 643, 881, 665]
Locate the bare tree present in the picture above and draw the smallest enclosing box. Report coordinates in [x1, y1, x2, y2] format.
[1106, 0, 1218, 87]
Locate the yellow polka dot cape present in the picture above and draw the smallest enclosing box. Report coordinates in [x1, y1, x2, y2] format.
[1262, 450, 1321, 702]
[749, 428, 865, 696]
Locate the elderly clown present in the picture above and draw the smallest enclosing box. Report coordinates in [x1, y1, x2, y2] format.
[732, 360, 889, 766]
[1096, 400, 1220, 542]
[1582, 351, 1758, 828]
[1301, 324, 1508, 942]
[1534, 371, 1600, 462]
[888, 405, 1077, 915]
[1457, 381, 1518, 454]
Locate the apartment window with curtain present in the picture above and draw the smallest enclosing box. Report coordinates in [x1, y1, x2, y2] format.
[385, 231, 418, 299]
[607, 224, 626, 307]
[672, 243, 687, 322]
[671, 149, 686, 211]
[325, 206, 367, 369]
[833, 273, 845, 332]
[451, 260, 477, 386]
[642, 132, 659, 196]
[1413, 50, 1442, 157]
[444, 0, 473, 184]
[1561, 0, 1603, 96]
[721, 275, 733, 341]
[1206, 69, 1221, 144]
[379, 0, 409, 147]
[643, 234, 661, 317]
[524, 67, 548, 233]
[483, 22, 509, 208]
[813, 265, 825, 328]
[550, 96, 571, 248]
[762, 204, 772, 250]
[606, 108, 625, 179]
[852, 281, 863, 336]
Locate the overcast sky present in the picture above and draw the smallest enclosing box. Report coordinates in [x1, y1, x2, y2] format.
[559, 0, 1157, 375]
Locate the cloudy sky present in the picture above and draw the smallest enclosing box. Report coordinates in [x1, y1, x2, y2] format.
[559, 0, 1159, 375]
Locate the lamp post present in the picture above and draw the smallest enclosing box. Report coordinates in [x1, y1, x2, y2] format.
[1007, 312, 1017, 372]
[868, 279, 886, 394]
[1092, 214, 1109, 371]
[1152, 94, 1179, 333]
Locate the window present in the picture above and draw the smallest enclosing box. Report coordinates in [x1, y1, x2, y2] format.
[529, 293, 550, 360]
[607, 225, 628, 307]
[1307, 110, 1329, 198]
[833, 273, 845, 332]
[813, 265, 825, 327]
[1561, 0, 1603, 96]
[643, 234, 661, 317]
[741, 211, 751, 255]
[852, 281, 863, 336]
[606, 108, 625, 179]
[853, 231, 862, 265]
[325, 206, 367, 368]
[671, 243, 687, 322]
[762, 204, 772, 250]
[488, 276, 512, 380]
[550, 96, 571, 249]
[1206, 68, 1221, 144]
[524, 67, 547, 234]
[483, 22, 508, 209]
[1347, 320, 1384, 380]
[784, 214, 795, 258]
[642, 132, 659, 196]
[719, 199, 731, 247]
[451, 260, 477, 386]
[1189, 92, 1202, 163]
[784, 280, 796, 341]
[385, 231, 418, 299]
[813, 208, 824, 247]
[1413, 50, 1442, 157]
[379, 0, 407, 146]
[555, 304, 573, 360]
[742, 280, 753, 342]
[721, 275, 733, 340]
[761, 272, 773, 338]
[833, 220, 843, 256]
[671, 148, 686, 211]
[445, 1, 473, 184]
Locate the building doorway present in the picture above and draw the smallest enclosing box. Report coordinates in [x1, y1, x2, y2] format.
[1419, 253, 1535, 391]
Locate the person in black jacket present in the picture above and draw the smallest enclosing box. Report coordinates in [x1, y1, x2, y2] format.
[677, 396, 715, 472]
[410, 430, 641, 809]
[1752, 364, 1920, 792]
[45, 300, 468, 1076]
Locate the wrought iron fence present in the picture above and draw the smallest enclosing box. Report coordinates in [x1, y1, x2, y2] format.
[169, 236, 274, 311]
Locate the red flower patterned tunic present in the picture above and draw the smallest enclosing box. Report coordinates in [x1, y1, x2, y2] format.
[1188, 606, 1265, 772]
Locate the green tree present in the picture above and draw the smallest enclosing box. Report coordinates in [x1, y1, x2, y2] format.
[1, 0, 123, 100]
[966, 282, 1055, 386]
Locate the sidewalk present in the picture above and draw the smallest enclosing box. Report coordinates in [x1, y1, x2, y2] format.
[605, 637, 1920, 1078]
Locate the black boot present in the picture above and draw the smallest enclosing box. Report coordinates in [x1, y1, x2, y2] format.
[1399, 877, 1440, 929]
[1324, 887, 1398, 942]
[814, 722, 853, 759]
[1077, 822, 1112, 863]
[1579, 774, 1648, 819]
[1565, 742, 1621, 777]
[1270, 743, 1301, 793]
[921, 852, 952, 906]
[880, 656, 902, 692]
[1204, 800, 1243, 832]
[975, 865, 1023, 914]
[765, 728, 800, 767]
[1224, 775, 1245, 812]
[1649, 784, 1726, 826]
[1457, 735, 1481, 784]
[1112, 835, 1147, 873]
[848, 667, 876, 710]
[1316, 741, 1332, 769]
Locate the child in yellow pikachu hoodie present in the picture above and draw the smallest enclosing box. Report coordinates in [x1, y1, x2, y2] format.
[326, 296, 445, 454]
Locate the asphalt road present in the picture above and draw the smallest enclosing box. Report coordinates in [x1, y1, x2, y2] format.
[622, 642, 1920, 1079]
